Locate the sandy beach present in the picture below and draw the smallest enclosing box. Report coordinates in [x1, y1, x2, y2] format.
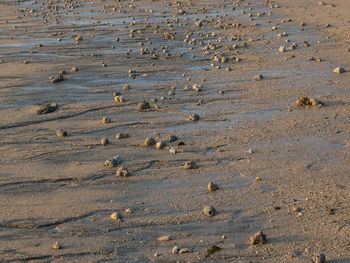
[0, 0, 350, 262]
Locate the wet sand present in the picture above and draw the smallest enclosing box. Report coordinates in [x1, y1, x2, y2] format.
[0, 0, 350, 262]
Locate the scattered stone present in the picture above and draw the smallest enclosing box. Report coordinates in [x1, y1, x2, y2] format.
[104, 155, 122, 167]
[71, 67, 78, 72]
[187, 114, 200, 121]
[125, 208, 132, 214]
[313, 253, 326, 263]
[254, 74, 264, 80]
[169, 148, 177, 154]
[56, 129, 67, 137]
[36, 103, 58, 114]
[116, 166, 130, 177]
[192, 83, 202, 91]
[138, 100, 150, 111]
[110, 212, 122, 221]
[101, 138, 110, 146]
[102, 116, 111, 124]
[154, 252, 160, 257]
[296, 97, 324, 108]
[205, 245, 221, 257]
[75, 35, 83, 41]
[50, 75, 64, 84]
[333, 67, 345, 74]
[208, 182, 219, 192]
[158, 235, 171, 241]
[179, 248, 191, 254]
[279, 46, 286, 53]
[172, 246, 180, 254]
[184, 161, 197, 169]
[156, 141, 165, 149]
[114, 96, 124, 103]
[123, 84, 130, 90]
[144, 137, 156, 147]
[203, 205, 216, 216]
[249, 230, 266, 245]
[51, 242, 61, 250]
[58, 70, 66, 76]
[116, 133, 129, 139]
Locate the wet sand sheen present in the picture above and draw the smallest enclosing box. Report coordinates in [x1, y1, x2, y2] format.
[0, 0, 350, 262]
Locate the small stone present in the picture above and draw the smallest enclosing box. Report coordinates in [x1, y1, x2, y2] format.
[138, 100, 150, 111]
[179, 248, 191, 254]
[56, 129, 67, 137]
[156, 141, 165, 149]
[36, 103, 58, 114]
[75, 35, 83, 41]
[123, 84, 130, 90]
[100, 138, 110, 146]
[313, 253, 326, 263]
[167, 134, 178, 142]
[71, 67, 78, 72]
[279, 46, 286, 53]
[158, 235, 171, 241]
[192, 83, 202, 91]
[254, 74, 264, 80]
[172, 246, 179, 254]
[169, 148, 177, 154]
[116, 166, 130, 177]
[116, 133, 129, 139]
[104, 155, 122, 167]
[125, 208, 132, 214]
[184, 161, 197, 169]
[114, 96, 124, 103]
[187, 114, 200, 121]
[58, 70, 66, 76]
[203, 205, 216, 216]
[144, 137, 156, 147]
[296, 97, 324, 108]
[50, 75, 64, 84]
[333, 67, 345, 74]
[208, 182, 219, 192]
[51, 242, 61, 250]
[102, 116, 111, 124]
[154, 252, 160, 257]
[249, 230, 266, 245]
[110, 212, 122, 221]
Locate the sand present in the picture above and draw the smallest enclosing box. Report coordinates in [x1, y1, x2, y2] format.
[0, 0, 350, 262]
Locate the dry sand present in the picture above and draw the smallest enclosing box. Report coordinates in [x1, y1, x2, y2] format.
[0, 0, 350, 262]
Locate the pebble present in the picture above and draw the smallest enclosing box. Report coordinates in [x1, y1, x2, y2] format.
[71, 67, 78, 72]
[125, 208, 132, 214]
[179, 248, 191, 254]
[203, 205, 216, 216]
[116, 133, 129, 139]
[101, 138, 110, 146]
[279, 46, 286, 53]
[123, 84, 130, 90]
[56, 129, 67, 137]
[114, 96, 124, 103]
[154, 252, 160, 257]
[249, 230, 266, 245]
[184, 161, 197, 169]
[51, 242, 61, 250]
[254, 74, 264, 80]
[192, 83, 202, 91]
[187, 114, 200, 121]
[50, 75, 64, 84]
[104, 155, 122, 167]
[167, 134, 178, 142]
[169, 148, 177, 154]
[313, 253, 326, 263]
[110, 212, 122, 221]
[172, 246, 179, 254]
[333, 67, 345, 74]
[158, 235, 171, 241]
[156, 141, 165, 149]
[138, 100, 150, 111]
[144, 137, 156, 147]
[101, 116, 111, 124]
[208, 182, 219, 192]
[36, 103, 58, 114]
[296, 97, 324, 108]
[116, 166, 130, 177]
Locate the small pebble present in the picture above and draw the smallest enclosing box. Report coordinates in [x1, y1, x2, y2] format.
[158, 235, 171, 241]
[249, 230, 266, 245]
[144, 137, 156, 147]
[110, 212, 122, 221]
[101, 138, 110, 146]
[172, 246, 179, 254]
[104, 155, 122, 167]
[116, 166, 130, 177]
[184, 161, 197, 169]
[56, 129, 67, 137]
[179, 248, 191, 254]
[169, 148, 177, 154]
[51, 242, 61, 250]
[116, 133, 129, 139]
[333, 67, 345, 74]
[102, 117, 111, 124]
[187, 114, 200, 121]
[156, 141, 165, 149]
[167, 134, 178, 142]
[208, 182, 219, 192]
[138, 100, 150, 111]
[203, 205, 216, 216]
[313, 253, 326, 263]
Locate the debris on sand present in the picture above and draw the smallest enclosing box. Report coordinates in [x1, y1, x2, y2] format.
[116, 133, 129, 140]
[208, 182, 219, 192]
[36, 103, 58, 114]
[254, 74, 264, 80]
[104, 155, 122, 167]
[249, 230, 266, 245]
[184, 161, 197, 169]
[100, 138, 110, 146]
[114, 96, 124, 103]
[333, 67, 345, 74]
[50, 75, 64, 84]
[158, 235, 171, 241]
[179, 248, 191, 254]
[110, 212, 122, 221]
[187, 114, 200, 121]
[167, 134, 178, 142]
[313, 253, 326, 263]
[203, 205, 216, 216]
[51, 242, 62, 250]
[296, 97, 324, 108]
[101, 116, 111, 124]
[172, 246, 179, 254]
[71, 67, 78, 72]
[169, 148, 177, 154]
[138, 100, 150, 111]
[116, 166, 130, 177]
[56, 129, 67, 137]
[144, 137, 156, 147]
[156, 141, 165, 149]
[205, 245, 221, 257]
